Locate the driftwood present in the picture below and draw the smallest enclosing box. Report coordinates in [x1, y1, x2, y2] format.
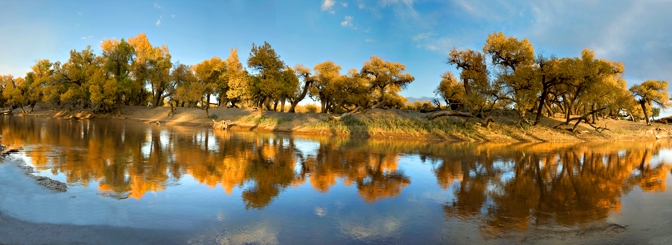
[1, 147, 19, 157]
[0, 109, 11, 115]
[428, 110, 495, 128]
[553, 107, 609, 133]
[213, 119, 235, 130]
[329, 106, 364, 121]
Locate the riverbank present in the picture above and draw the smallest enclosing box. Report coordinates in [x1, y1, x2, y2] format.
[3, 104, 670, 142]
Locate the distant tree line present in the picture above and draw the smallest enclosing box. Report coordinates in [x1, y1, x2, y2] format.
[0, 32, 669, 126]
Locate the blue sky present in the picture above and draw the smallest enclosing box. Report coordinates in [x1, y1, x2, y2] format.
[1, 0, 672, 102]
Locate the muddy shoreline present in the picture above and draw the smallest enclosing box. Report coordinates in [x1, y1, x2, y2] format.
[1, 145, 67, 192]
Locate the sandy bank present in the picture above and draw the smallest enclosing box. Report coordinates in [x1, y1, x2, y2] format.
[4, 104, 672, 142]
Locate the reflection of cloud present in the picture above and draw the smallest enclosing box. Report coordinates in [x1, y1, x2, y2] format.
[420, 191, 451, 204]
[217, 212, 227, 221]
[339, 217, 401, 241]
[188, 223, 279, 245]
[315, 207, 328, 217]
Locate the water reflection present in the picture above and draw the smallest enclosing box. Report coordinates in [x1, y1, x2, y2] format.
[0, 116, 670, 239]
[425, 142, 669, 238]
[0, 116, 413, 208]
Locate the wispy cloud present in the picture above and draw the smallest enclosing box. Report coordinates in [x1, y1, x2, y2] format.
[341, 15, 353, 27]
[154, 3, 162, 9]
[80, 36, 93, 40]
[412, 32, 455, 55]
[76, 10, 82, 16]
[365, 39, 377, 43]
[341, 2, 348, 7]
[358, 3, 365, 9]
[156, 19, 161, 26]
[322, 0, 336, 14]
[412, 32, 432, 41]
[171, 14, 175, 18]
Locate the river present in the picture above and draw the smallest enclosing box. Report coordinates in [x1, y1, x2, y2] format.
[0, 115, 670, 244]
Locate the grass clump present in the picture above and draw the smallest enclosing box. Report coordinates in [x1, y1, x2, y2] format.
[242, 115, 292, 125]
[305, 115, 476, 138]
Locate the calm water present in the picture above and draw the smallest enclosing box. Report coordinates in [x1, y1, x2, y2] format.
[0, 115, 671, 244]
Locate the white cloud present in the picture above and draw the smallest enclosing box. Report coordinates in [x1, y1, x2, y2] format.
[80, 36, 93, 40]
[341, 2, 348, 7]
[171, 14, 175, 18]
[341, 15, 353, 27]
[358, 3, 365, 9]
[365, 39, 377, 43]
[156, 19, 161, 26]
[160, 15, 163, 19]
[322, 0, 335, 13]
[154, 3, 162, 9]
[76, 10, 82, 16]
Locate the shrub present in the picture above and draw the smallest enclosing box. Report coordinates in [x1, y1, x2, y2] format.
[305, 104, 318, 113]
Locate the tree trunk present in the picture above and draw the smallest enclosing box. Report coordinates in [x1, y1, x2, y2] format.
[280, 99, 285, 112]
[258, 102, 263, 118]
[534, 88, 549, 125]
[288, 103, 298, 113]
[116, 94, 123, 116]
[544, 102, 553, 117]
[139, 88, 145, 107]
[319, 94, 326, 113]
[640, 100, 650, 125]
[219, 93, 227, 107]
[371, 96, 388, 109]
[29, 101, 37, 112]
[288, 81, 313, 113]
[152, 90, 163, 108]
[205, 96, 210, 118]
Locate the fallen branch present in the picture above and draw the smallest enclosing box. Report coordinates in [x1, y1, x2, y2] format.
[420, 103, 441, 113]
[213, 119, 235, 130]
[554, 107, 608, 133]
[329, 106, 363, 121]
[427, 110, 478, 120]
[428, 110, 495, 128]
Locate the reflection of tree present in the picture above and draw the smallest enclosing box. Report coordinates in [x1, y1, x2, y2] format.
[301, 141, 411, 204]
[426, 142, 671, 238]
[1, 116, 414, 207]
[2, 116, 668, 216]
